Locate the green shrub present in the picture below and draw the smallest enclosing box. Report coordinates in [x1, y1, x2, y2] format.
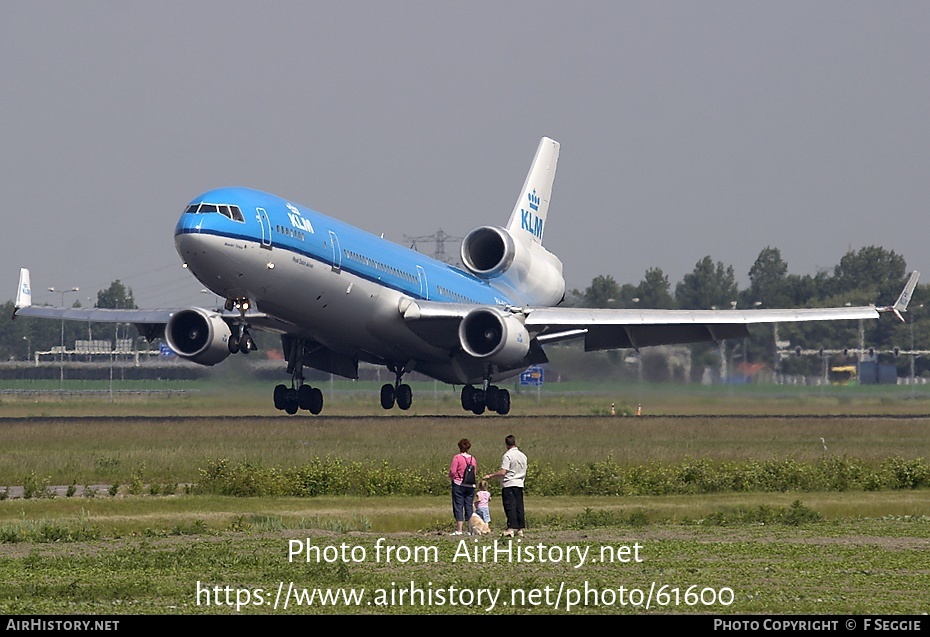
[703, 500, 821, 527]
[23, 471, 53, 499]
[881, 457, 930, 489]
[194, 455, 930, 498]
[127, 464, 146, 495]
[780, 500, 822, 526]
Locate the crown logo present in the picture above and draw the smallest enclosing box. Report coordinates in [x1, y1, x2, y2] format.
[527, 189, 539, 211]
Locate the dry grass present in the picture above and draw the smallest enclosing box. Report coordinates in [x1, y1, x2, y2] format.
[0, 410, 928, 486]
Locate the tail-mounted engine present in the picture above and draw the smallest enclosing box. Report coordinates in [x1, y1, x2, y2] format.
[460, 226, 565, 306]
[165, 308, 232, 366]
[458, 308, 530, 366]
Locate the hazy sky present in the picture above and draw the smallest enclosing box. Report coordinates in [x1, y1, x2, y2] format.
[2, 2, 928, 309]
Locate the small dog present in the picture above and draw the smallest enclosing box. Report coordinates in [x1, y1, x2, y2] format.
[468, 513, 491, 535]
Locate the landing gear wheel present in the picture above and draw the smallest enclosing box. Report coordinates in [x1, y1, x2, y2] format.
[496, 389, 511, 415]
[241, 333, 255, 354]
[485, 385, 500, 412]
[461, 385, 475, 411]
[380, 383, 395, 410]
[273, 384, 288, 410]
[228, 335, 240, 354]
[307, 387, 323, 415]
[298, 384, 314, 410]
[396, 384, 413, 410]
[284, 389, 299, 415]
[470, 388, 486, 412]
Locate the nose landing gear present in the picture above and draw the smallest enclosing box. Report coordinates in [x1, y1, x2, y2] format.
[228, 329, 255, 354]
[224, 298, 257, 355]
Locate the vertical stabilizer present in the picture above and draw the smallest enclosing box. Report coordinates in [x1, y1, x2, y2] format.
[506, 137, 560, 245]
[15, 268, 32, 309]
[887, 270, 920, 322]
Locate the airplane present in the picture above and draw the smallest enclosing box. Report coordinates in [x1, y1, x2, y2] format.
[12, 137, 920, 416]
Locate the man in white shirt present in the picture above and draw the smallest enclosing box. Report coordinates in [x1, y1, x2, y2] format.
[484, 434, 527, 538]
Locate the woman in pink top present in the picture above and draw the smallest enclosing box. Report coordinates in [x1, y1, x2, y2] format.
[448, 438, 477, 535]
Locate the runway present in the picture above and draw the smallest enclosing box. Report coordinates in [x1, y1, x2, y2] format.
[1, 413, 930, 425]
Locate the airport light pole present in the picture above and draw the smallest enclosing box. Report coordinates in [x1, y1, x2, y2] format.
[49, 286, 79, 385]
[911, 305, 923, 396]
[86, 297, 94, 341]
[719, 300, 737, 382]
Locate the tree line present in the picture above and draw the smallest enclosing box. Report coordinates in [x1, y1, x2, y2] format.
[568, 245, 929, 377]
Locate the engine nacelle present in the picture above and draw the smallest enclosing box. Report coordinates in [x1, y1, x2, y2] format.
[460, 226, 565, 306]
[164, 308, 232, 366]
[460, 226, 516, 278]
[458, 308, 530, 366]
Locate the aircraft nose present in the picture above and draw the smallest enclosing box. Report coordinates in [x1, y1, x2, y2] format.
[175, 231, 208, 260]
[175, 212, 203, 237]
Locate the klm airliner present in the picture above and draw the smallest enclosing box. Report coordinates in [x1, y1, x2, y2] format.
[13, 138, 919, 415]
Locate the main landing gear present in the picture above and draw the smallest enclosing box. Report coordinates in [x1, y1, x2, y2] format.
[274, 382, 323, 416]
[274, 335, 324, 415]
[380, 365, 413, 411]
[461, 383, 511, 415]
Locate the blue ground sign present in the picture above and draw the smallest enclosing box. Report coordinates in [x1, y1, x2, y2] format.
[519, 366, 544, 386]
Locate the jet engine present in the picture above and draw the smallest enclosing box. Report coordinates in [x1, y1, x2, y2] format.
[164, 308, 232, 366]
[458, 308, 530, 366]
[460, 226, 565, 306]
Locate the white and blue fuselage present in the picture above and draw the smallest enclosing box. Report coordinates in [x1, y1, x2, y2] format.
[174, 186, 542, 384]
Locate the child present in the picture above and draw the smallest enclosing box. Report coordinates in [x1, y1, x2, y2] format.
[475, 480, 491, 525]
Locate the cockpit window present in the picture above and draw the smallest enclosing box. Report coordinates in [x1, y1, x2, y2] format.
[184, 202, 244, 222]
[218, 205, 245, 222]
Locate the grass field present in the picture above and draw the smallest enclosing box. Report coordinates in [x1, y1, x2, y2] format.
[0, 382, 928, 615]
[5, 376, 930, 416]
